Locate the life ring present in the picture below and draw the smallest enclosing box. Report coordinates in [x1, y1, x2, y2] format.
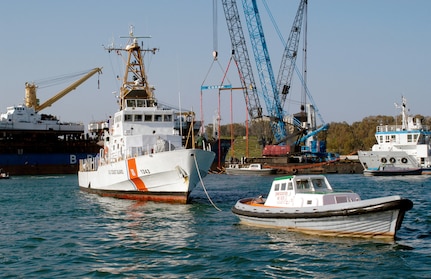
[389, 157, 396, 163]
[381, 158, 387, 163]
[401, 158, 408, 164]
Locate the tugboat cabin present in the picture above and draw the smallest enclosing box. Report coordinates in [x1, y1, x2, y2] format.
[264, 175, 361, 207]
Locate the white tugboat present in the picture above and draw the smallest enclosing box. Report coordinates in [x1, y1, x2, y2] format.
[232, 175, 413, 239]
[358, 96, 431, 175]
[78, 26, 215, 203]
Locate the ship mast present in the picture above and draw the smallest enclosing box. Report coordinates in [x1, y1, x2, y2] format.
[106, 25, 158, 110]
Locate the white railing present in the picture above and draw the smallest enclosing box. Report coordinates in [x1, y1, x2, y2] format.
[79, 141, 175, 172]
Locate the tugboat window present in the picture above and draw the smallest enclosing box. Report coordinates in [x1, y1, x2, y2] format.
[288, 182, 293, 190]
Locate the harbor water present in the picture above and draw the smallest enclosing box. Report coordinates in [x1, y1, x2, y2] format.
[1, 174, 430, 278]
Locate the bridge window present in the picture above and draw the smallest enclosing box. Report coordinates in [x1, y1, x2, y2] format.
[155, 115, 162, 122]
[280, 183, 286, 191]
[274, 183, 280, 191]
[126, 100, 136, 108]
[164, 115, 172, 122]
[407, 134, 413, 142]
[144, 115, 153, 122]
[124, 114, 133, 122]
[134, 115, 142, 122]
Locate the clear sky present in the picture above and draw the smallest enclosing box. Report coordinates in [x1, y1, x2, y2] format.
[1, 0, 430, 128]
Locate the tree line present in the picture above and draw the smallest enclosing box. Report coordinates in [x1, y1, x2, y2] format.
[206, 114, 431, 155]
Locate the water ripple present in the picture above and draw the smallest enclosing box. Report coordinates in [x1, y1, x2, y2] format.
[1, 174, 430, 278]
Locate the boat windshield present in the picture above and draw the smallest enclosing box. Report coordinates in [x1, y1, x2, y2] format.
[296, 179, 311, 191]
[295, 178, 330, 192]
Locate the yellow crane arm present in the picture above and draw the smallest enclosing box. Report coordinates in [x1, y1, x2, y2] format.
[36, 67, 102, 112]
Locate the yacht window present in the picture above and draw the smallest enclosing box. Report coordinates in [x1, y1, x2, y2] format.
[134, 115, 142, 122]
[280, 183, 286, 191]
[144, 115, 153, 122]
[391, 135, 396, 142]
[155, 115, 162, 122]
[124, 114, 133, 122]
[379, 135, 383, 144]
[136, 100, 144, 107]
[164, 115, 172, 122]
[274, 183, 280, 191]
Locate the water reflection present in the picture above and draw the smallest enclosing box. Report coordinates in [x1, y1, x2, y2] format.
[78, 194, 198, 275]
[262, 228, 411, 278]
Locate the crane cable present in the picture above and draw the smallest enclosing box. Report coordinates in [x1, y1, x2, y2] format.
[200, 0, 232, 127]
[33, 69, 98, 89]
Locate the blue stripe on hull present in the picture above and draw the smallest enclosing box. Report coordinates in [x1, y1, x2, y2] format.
[0, 153, 96, 165]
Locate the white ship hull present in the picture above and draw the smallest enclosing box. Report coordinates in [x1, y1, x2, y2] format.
[358, 151, 419, 170]
[79, 149, 214, 203]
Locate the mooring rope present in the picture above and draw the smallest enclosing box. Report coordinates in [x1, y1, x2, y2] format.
[193, 154, 221, 211]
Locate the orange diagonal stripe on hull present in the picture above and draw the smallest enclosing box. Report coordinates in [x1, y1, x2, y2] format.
[127, 158, 148, 191]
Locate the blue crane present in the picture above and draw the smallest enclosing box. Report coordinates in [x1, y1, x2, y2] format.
[222, 0, 330, 158]
[222, 0, 307, 144]
[241, 0, 288, 144]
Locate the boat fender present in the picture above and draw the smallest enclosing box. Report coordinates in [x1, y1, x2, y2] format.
[381, 158, 387, 163]
[401, 158, 408, 164]
[390, 157, 396, 163]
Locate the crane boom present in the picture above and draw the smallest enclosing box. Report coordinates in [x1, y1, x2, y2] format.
[277, 0, 307, 107]
[33, 67, 102, 112]
[221, 0, 262, 120]
[241, 0, 287, 143]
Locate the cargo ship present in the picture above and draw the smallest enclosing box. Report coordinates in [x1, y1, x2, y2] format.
[0, 68, 102, 175]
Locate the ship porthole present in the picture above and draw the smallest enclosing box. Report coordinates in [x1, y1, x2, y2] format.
[389, 157, 396, 163]
[381, 158, 387, 163]
[401, 158, 408, 164]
